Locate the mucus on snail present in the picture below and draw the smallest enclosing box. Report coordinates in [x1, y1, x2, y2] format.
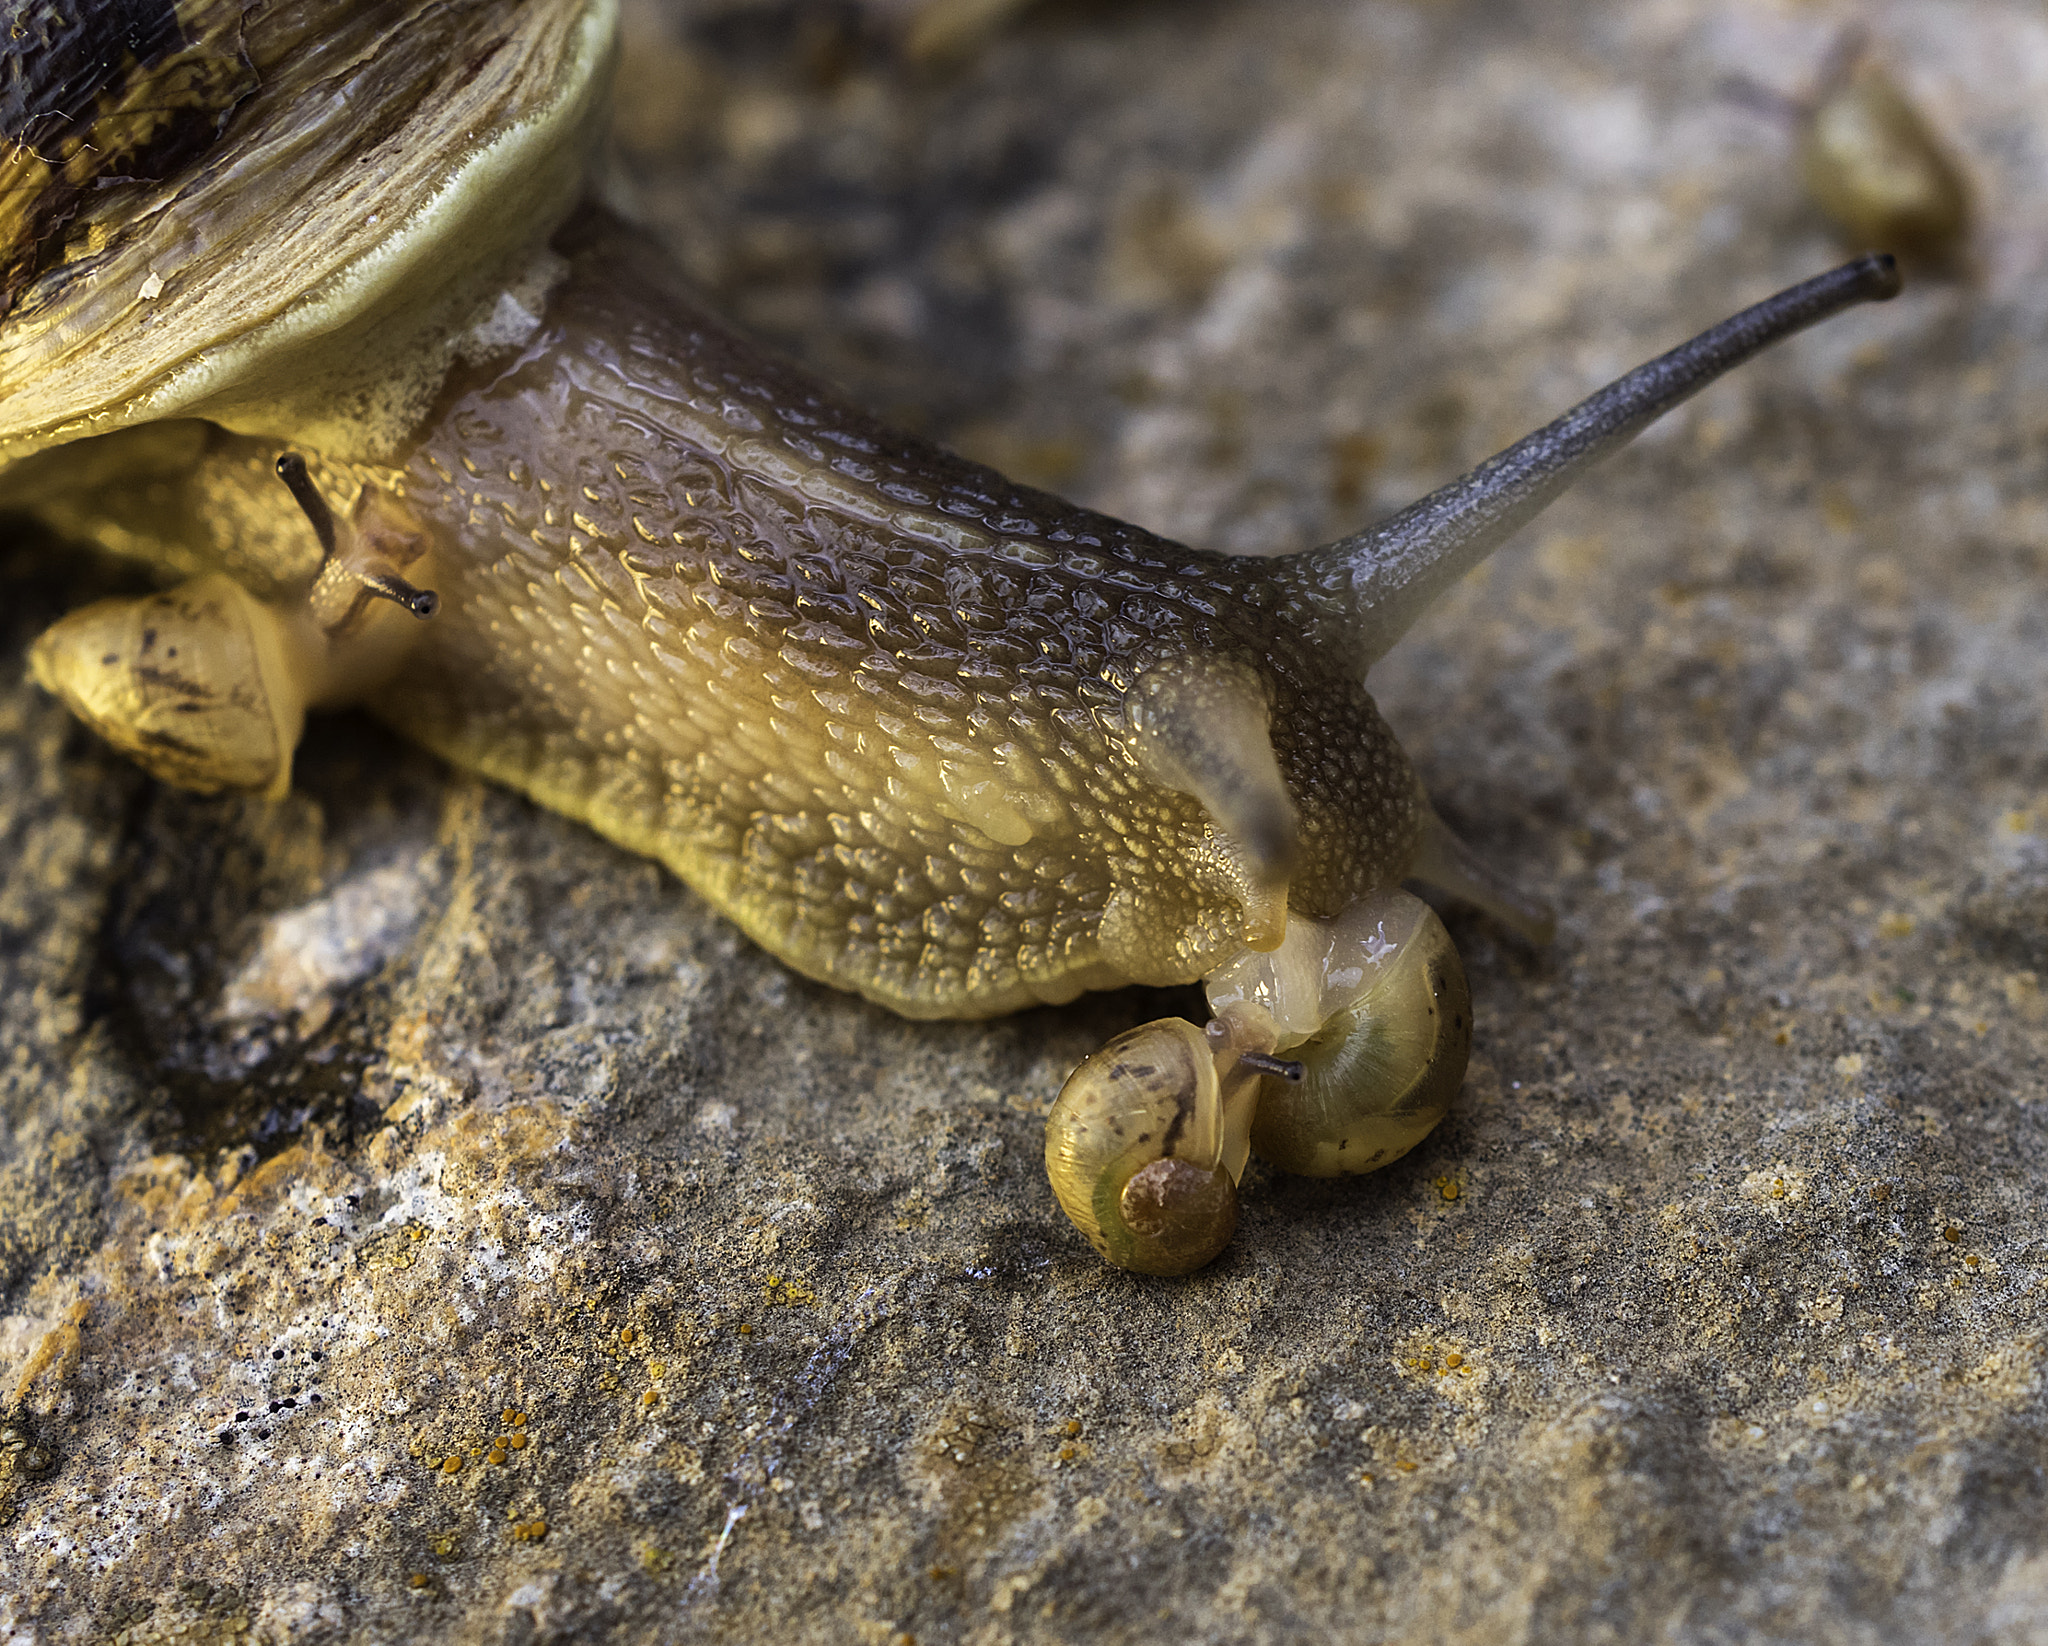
[0, 0, 1901, 1275]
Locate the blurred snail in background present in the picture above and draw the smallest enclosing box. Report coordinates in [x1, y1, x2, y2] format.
[0, 0, 1901, 1275]
[1727, 28, 1973, 267]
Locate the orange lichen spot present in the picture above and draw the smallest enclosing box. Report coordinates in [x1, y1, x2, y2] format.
[409, 1225, 427, 1242]
[1964, 1253, 1982, 1271]
[1944, 1226, 1962, 1244]
[619, 1326, 637, 1347]
[1435, 1177, 1461, 1203]
[407, 1572, 431, 1590]
[649, 1361, 667, 1379]
[507, 1433, 530, 1451]
[1063, 1419, 1083, 1438]
[763, 1274, 818, 1307]
[501, 1408, 519, 1425]
[511, 1412, 527, 1428]
[1774, 1028, 1793, 1046]
[1443, 1352, 1465, 1370]
[1058, 1445, 1077, 1462]
[512, 1518, 549, 1543]
[641, 1390, 661, 1408]
[1393, 1459, 1419, 1473]
[440, 1455, 462, 1474]
[487, 1447, 508, 1465]
[738, 1322, 755, 1336]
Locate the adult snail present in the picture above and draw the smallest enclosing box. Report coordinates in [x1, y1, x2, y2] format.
[0, 0, 1900, 1275]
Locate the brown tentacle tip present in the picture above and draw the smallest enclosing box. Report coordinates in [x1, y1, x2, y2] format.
[1855, 251, 1904, 300]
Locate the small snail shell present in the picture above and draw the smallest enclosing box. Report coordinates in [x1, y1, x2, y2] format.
[27, 574, 303, 797]
[1205, 890, 1470, 1178]
[1796, 44, 1972, 264]
[1044, 1004, 1278, 1275]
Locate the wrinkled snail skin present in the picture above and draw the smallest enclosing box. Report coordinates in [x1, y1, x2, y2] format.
[361, 208, 1433, 1022]
[1, 4, 1907, 1274]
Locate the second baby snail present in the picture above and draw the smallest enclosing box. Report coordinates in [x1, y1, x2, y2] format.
[0, 0, 1902, 1275]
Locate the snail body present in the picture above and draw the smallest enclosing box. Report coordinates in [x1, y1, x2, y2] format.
[1, 0, 1903, 1272]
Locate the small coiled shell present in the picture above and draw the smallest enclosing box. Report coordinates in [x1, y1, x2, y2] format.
[1206, 890, 1470, 1177]
[27, 573, 303, 797]
[1044, 1006, 1276, 1275]
[1798, 54, 1972, 264]
[1785, 35, 1974, 266]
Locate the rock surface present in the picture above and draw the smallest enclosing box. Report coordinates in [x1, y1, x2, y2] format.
[4, 0, 2047, 1640]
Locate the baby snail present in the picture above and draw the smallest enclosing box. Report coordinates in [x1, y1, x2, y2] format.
[0, 0, 1902, 1275]
[1729, 30, 1973, 266]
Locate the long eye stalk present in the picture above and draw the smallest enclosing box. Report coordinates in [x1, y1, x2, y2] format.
[1298, 253, 1901, 664]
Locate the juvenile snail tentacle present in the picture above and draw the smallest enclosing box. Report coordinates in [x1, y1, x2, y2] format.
[1238, 1049, 1306, 1083]
[275, 453, 442, 635]
[29, 451, 443, 798]
[1205, 890, 1472, 1179]
[1044, 1003, 1278, 1276]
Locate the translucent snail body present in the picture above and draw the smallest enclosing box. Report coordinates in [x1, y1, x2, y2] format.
[0, 0, 1903, 1274]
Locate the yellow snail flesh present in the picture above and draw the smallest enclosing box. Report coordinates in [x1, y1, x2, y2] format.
[1206, 888, 1469, 1179]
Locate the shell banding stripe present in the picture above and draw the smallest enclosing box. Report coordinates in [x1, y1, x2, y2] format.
[0, 0, 256, 321]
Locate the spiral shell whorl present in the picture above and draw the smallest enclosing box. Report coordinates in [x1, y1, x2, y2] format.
[1206, 889, 1471, 1177]
[1044, 1007, 1275, 1275]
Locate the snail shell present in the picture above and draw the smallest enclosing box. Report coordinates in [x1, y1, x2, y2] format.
[1206, 890, 1470, 1177]
[1045, 890, 1467, 1272]
[1796, 41, 1972, 264]
[0, 0, 614, 467]
[1044, 1005, 1277, 1276]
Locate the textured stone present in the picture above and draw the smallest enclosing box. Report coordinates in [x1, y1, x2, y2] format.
[3, 0, 2047, 1641]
